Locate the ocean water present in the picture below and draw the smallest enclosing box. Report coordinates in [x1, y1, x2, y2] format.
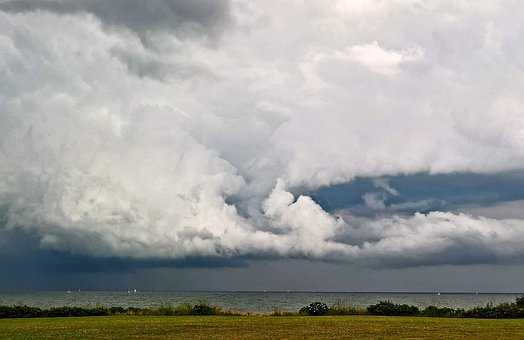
[0, 291, 521, 313]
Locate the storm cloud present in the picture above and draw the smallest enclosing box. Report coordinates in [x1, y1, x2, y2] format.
[2, 1, 524, 269]
[0, 0, 231, 39]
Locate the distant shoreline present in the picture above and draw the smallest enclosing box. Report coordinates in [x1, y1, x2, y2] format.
[1, 290, 523, 294]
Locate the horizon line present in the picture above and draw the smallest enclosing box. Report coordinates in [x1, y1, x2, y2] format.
[1, 290, 523, 295]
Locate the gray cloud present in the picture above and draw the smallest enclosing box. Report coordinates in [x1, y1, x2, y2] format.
[0, 228, 248, 278]
[460, 200, 524, 220]
[333, 212, 524, 267]
[110, 46, 216, 81]
[0, 0, 231, 79]
[0, 0, 231, 41]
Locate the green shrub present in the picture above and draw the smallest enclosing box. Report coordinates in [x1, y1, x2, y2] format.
[421, 305, 463, 317]
[155, 304, 176, 316]
[0, 305, 42, 318]
[0, 303, 230, 318]
[173, 303, 193, 315]
[126, 307, 143, 315]
[109, 306, 126, 314]
[462, 303, 524, 319]
[367, 301, 419, 316]
[191, 302, 215, 315]
[299, 302, 329, 316]
[44, 306, 109, 317]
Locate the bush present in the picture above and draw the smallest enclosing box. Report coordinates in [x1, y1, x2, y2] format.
[0, 305, 114, 318]
[421, 306, 463, 317]
[109, 306, 126, 314]
[0, 303, 233, 318]
[191, 302, 216, 315]
[0, 305, 42, 318]
[126, 307, 143, 315]
[367, 301, 419, 316]
[462, 303, 524, 319]
[299, 302, 329, 316]
[44, 306, 109, 317]
[154, 304, 176, 316]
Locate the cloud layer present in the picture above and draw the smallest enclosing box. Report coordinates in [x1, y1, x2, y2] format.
[2, 1, 524, 266]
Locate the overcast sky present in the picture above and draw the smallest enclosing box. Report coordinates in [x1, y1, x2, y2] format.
[2, 0, 524, 291]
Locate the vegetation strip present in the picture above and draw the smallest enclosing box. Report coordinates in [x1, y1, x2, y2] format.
[2, 296, 524, 319]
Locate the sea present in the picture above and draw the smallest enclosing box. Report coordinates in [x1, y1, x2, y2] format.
[0, 291, 521, 313]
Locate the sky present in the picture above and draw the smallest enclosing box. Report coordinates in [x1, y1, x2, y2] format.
[1, 0, 524, 291]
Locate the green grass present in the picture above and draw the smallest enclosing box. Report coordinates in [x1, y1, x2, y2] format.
[1, 315, 524, 339]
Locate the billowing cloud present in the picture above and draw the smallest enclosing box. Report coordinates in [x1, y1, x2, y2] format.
[2, 1, 524, 267]
[345, 41, 424, 76]
[336, 212, 524, 266]
[0, 0, 231, 42]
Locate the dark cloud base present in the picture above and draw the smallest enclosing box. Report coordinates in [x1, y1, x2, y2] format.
[0, 229, 247, 271]
[2, 171, 524, 280]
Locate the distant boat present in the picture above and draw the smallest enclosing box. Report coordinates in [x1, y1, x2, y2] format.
[133, 289, 137, 293]
[66, 290, 72, 294]
[437, 292, 441, 296]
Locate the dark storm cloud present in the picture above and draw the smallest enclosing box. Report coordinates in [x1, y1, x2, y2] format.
[360, 240, 515, 269]
[0, 228, 247, 278]
[0, 0, 230, 80]
[0, 0, 231, 39]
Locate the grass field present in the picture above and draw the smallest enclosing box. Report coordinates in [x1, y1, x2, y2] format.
[1, 316, 524, 339]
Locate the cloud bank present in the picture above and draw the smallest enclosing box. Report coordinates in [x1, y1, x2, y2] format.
[2, 0, 524, 266]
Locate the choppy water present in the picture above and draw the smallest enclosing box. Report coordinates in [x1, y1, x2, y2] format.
[0, 291, 520, 313]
